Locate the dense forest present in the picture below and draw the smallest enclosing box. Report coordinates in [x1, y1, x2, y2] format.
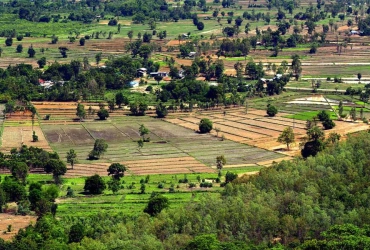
[1, 132, 370, 249]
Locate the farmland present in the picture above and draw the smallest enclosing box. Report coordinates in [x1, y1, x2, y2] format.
[35, 102, 284, 176]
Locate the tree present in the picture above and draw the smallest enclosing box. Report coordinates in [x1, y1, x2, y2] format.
[225, 171, 238, 184]
[28, 45, 36, 58]
[0, 47, 2, 57]
[88, 139, 108, 160]
[69, 223, 85, 243]
[139, 124, 150, 141]
[16, 44, 23, 53]
[199, 118, 213, 133]
[5, 37, 12, 46]
[144, 193, 169, 216]
[140, 183, 146, 194]
[216, 155, 226, 173]
[76, 103, 86, 121]
[97, 109, 109, 120]
[59, 47, 68, 58]
[338, 100, 344, 117]
[154, 75, 163, 85]
[108, 100, 115, 112]
[32, 131, 38, 142]
[156, 102, 168, 118]
[127, 30, 134, 42]
[350, 107, 357, 121]
[291, 54, 302, 80]
[95, 52, 102, 65]
[66, 149, 77, 169]
[115, 92, 127, 108]
[322, 119, 336, 129]
[84, 174, 106, 194]
[10, 162, 28, 184]
[266, 104, 278, 117]
[277, 127, 295, 150]
[1, 177, 26, 202]
[37, 57, 46, 68]
[327, 132, 341, 144]
[197, 22, 205, 31]
[185, 234, 220, 250]
[137, 139, 144, 150]
[358, 73, 362, 82]
[44, 159, 67, 184]
[107, 163, 127, 180]
[107, 179, 121, 194]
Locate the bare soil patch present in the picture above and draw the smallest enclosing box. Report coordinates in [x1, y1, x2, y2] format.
[1, 126, 51, 152]
[0, 213, 37, 241]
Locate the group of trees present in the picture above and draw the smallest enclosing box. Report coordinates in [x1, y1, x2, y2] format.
[0, 146, 66, 218]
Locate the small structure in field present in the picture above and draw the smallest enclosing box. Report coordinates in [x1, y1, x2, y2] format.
[150, 72, 168, 77]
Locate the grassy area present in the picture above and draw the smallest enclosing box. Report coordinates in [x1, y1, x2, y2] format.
[285, 110, 337, 121]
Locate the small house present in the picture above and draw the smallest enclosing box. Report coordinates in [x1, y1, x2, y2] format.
[188, 52, 197, 57]
[182, 34, 189, 39]
[137, 68, 147, 77]
[350, 30, 359, 35]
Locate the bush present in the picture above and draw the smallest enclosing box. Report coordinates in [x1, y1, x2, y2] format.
[200, 182, 213, 188]
[79, 38, 85, 46]
[266, 104, 278, 117]
[199, 118, 213, 133]
[146, 86, 153, 92]
[5, 37, 12, 46]
[97, 109, 109, 120]
[322, 119, 335, 129]
[157, 183, 164, 189]
[16, 35, 23, 41]
[317, 110, 330, 122]
[188, 183, 196, 188]
[197, 22, 205, 30]
[108, 19, 118, 26]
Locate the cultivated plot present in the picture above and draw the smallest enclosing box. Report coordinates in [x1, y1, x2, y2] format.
[41, 117, 283, 176]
